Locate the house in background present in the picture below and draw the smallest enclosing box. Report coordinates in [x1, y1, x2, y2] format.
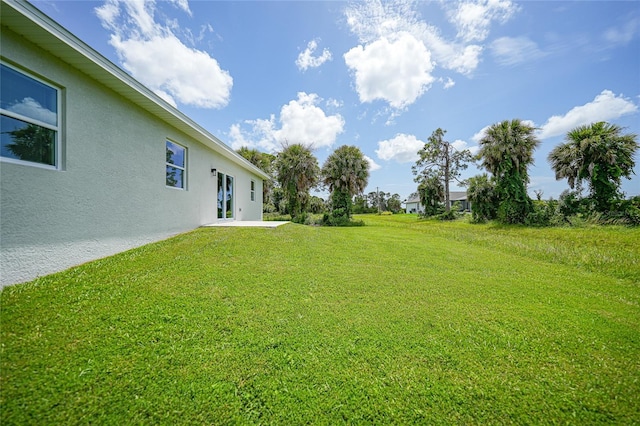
[405, 193, 424, 215]
[0, 0, 270, 286]
[449, 191, 471, 211]
[405, 191, 470, 214]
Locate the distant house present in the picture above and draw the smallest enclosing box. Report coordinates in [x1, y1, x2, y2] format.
[0, 0, 270, 286]
[405, 193, 424, 214]
[405, 191, 470, 214]
[449, 191, 471, 211]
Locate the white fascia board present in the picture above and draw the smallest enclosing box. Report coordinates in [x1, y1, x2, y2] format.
[1, 0, 270, 181]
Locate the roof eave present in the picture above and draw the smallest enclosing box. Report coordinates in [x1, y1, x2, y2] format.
[1, 0, 270, 181]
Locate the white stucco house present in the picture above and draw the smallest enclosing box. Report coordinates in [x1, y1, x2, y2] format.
[405, 191, 471, 214]
[0, 0, 270, 286]
[405, 193, 425, 215]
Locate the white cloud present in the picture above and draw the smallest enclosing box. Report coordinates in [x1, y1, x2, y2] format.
[447, 0, 518, 43]
[451, 139, 479, 155]
[228, 123, 251, 148]
[296, 39, 332, 71]
[426, 38, 483, 75]
[441, 77, 455, 89]
[471, 125, 490, 143]
[275, 93, 345, 147]
[375, 133, 424, 163]
[168, 0, 191, 16]
[7, 97, 57, 126]
[325, 98, 343, 109]
[344, 32, 434, 109]
[95, 0, 232, 109]
[538, 90, 638, 139]
[364, 155, 382, 171]
[490, 36, 546, 66]
[344, 0, 419, 44]
[94, 0, 119, 27]
[229, 93, 345, 153]
[153, 89, 178, 108]
[603, 16, 639, 45]
[229, 116, 278, 152]
[342, 0, 514, 110]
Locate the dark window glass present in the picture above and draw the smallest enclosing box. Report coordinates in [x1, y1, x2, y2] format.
[0, 115, 55, 166]
[165, 141, 186, 189]
[1, 64, 59, 167]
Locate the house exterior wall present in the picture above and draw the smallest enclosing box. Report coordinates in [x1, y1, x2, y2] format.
[406, 193, 470, 213]
[0, 28, 263, 286]
[405, 202, 423, 214]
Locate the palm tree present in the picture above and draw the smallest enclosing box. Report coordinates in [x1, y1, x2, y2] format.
[477, 119, 540, 223]
[274, 143, 319, 219]
[321, 145, 370, 218]
[548, 122, 638, 212]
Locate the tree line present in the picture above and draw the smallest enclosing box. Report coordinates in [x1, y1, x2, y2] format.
[239, 119, 638, 227]
[413, 120, 639, 226]
[238, 144, 374, 226]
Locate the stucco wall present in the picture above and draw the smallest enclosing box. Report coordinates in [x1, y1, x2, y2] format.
[0, 28, 263, 286]
[405, 202, 423, 214]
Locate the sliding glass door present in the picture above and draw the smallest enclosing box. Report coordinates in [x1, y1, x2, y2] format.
[217, 172, 234, 219]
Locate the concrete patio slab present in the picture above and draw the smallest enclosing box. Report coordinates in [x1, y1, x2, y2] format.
[203, 221, 289, 228]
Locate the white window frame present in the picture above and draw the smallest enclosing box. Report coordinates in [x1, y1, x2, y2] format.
[165, 139, 187, 190]
[250, 179, 256, 202]
[0, 61, 61, 170]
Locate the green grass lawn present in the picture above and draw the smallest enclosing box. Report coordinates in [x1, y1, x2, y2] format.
[2, 215, 639, 424]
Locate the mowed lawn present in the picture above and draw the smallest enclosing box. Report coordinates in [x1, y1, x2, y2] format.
[1, 215, 639, 424]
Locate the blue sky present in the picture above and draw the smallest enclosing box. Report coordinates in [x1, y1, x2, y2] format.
[36, 0, 640, 200]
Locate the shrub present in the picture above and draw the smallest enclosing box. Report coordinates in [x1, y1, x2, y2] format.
[467, 174, 498, 223]
[496, 194, 533, 225]
[557, 190, 583, 217]
[291, 212, 309, 224]
[525, 199, 560, 227]
[321, 210, 364, 226]
[437, 201, 462, 221]
[598, 198, 640, 226]
[437, 210, 458, 221]
[264, 212, 292, 221]
[554, 192, 640, 227]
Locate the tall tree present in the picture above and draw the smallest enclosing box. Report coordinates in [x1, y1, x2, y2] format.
[548, 122, 638, 212]
[367, 191, 379, 211]
[417, 172, 445, 216]
[353, 195, 369, 214]
[387, 193, 402, 214]
[477, 119, 540, 224]
[377, 191, 391, 212]
[412, 128, 473, 212]
[321, 145, 370, 218]
[274, 143, 319, 219]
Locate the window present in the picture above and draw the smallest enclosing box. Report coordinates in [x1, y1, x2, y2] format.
[0, 63, 60, 168]
[166, 140, 186, 189]
[250, 180, 256, 202]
